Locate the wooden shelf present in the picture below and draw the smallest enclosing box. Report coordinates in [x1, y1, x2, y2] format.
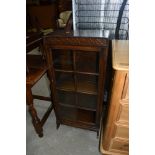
[55, 69, 99, 76]
[77, 81, 98, 95]
[59, 103, 97, 111]
[57, 90, 97, 111]
[56, 80, 98, 95]
[77, 74, 98, 94]
[55, 72, 98, 95]
[56, 80, 75, 91]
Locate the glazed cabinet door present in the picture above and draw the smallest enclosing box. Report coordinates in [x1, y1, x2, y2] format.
[50, 48, 107, 131]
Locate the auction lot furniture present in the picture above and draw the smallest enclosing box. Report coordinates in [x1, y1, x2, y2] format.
[43, 30, 110, 134]
[26, 32, 53, 137]
[100, 40, 129, 154]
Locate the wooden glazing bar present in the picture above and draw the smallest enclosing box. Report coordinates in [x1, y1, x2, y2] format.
[73, 50, 78, 106]
[59, 102, 97, 112]
[56, 86, 98, 95]
[49, 45, 100, 52]
[55, 69, 99, 76]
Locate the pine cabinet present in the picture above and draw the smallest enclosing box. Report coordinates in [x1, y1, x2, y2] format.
[100, 40, 129, 155]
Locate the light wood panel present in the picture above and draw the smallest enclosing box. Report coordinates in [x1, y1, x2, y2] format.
[116, 103, 129, 124]
[112, 40, 129, 71]
[114, 124, 129, 139]
[100, 40, 129, 155]
[110, 138, 129, 152]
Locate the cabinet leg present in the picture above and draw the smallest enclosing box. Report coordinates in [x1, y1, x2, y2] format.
[27, 86, 43, 137]
[56, 120, 60, 129]
[97, 131, 99, 138]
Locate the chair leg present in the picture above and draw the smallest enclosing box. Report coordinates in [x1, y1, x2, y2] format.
[26, 85, 43, 137]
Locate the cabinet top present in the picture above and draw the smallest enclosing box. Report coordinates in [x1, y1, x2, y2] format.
[44, 30, 109, 47]
[44, 29, 109, 39]
[112, 40, 129, 71]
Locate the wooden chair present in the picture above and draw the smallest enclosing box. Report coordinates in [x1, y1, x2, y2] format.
[26, 32, 53, 137]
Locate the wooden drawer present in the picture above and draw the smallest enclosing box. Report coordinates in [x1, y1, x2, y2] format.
[114, 124, 129, 139]
[117, 104, 128, 123]
[110, 138, 129, 152]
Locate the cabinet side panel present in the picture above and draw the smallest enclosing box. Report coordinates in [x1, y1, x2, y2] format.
[102, 71, 127, 150]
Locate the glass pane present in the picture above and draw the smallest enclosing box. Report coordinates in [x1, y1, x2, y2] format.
[76, 74, 98, 94]
[55, 72, 75, 91]
[58, 105, 96, 124]
[52, 49, 73, 70]
[76, 51, 99, 73]
[57, 90, 76, 106]
[58, 106, 77, 121]
[77, 93, 97, 110]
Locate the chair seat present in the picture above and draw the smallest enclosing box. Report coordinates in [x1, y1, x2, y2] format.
[27, 55, 47, 69]
[26, 67, 47, 86]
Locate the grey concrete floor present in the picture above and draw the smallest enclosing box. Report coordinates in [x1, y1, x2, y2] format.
[26, 74, 101, 155]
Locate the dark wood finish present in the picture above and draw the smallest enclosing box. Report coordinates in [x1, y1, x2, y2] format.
[26, 32, 54, 137]
[44, 32, 108, 47]
[26, 84, 43, 137]
[26, 32, 43, 52]
[27, 3, 58, 30]
[43, 30, 109, 134]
